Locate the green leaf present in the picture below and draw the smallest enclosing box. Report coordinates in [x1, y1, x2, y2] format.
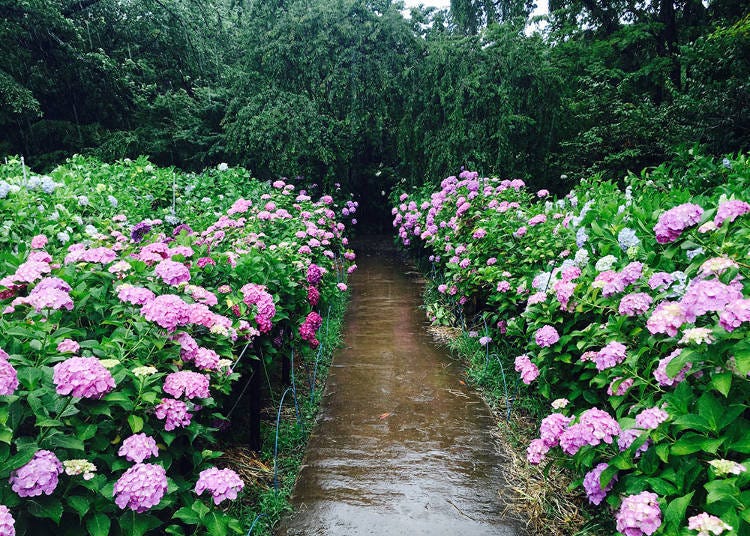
[711, 372, 732, 397]
[68, 495, 90, 518]
[28, 497, 63, 523]
[671, 433, 725, 456]
[47, 434, 85, 451]
[696, 392, 724, 432]
[705, 480, 741, 506]
[128, 414, 144, 434]
[86, 513, 111, 536]
[173, 506, 200, 525]
[663, 491, 694, 528]
[733, 340, 750, 376]
[204, 512, 229, 536]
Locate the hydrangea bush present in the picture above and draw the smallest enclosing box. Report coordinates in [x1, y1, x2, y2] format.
[393, 154, 750, 535]
[0, 157, 356, 534]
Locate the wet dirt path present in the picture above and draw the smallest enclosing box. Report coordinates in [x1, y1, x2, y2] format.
[277, 238, 521, 536]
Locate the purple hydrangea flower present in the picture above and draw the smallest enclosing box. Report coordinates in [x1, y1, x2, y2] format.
[619, 293, 653, 316]
[539, 413, 572, 447]
[118, 434, 159, 463]
[0, 505, 15, 536]
[9, 450, 63, 497]
[0, 349, 19, 396]
[714, 200, 750, 227]
[653, 203, 703, 243]
[653, 349, 691, 387]
[583, 463, 616, 505]
[616, 491, 661, 536]
[163, 371, 210, 399]
[720, 298, 750, 332]
[593, 342, 627, 371]
[155, 398, 192, 430]
[635, 407, 669, 430]
[194, 467, 245, 505]
[130, 221, 152, 243]
[526, 438, 549, 465]
[53, 357, 115, 399]
[514, 355, 540, 384]
[154, 259, 191, 286]
[141, 294, 192, 331]
[113, 463, 167, 512]
[535, 325, 560, 347]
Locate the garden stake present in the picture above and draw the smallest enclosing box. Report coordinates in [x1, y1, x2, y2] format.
[273, 387, 296, 492]
[493, 353, 512, 421]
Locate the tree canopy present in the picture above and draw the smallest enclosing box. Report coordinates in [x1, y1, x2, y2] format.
[1, 0, 748, 218]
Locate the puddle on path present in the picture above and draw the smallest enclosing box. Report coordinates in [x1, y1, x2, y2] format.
[277, 237, 522, 536]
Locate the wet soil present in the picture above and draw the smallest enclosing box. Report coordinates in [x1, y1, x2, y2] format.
[277, 237, 521, 536]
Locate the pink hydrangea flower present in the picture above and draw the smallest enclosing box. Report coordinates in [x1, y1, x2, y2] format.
[648, 272, 674, 291]
[714, 200, 750, 227]
[56, 339, 80, 354]
[528, 214, 547, 226]
[720, 298, 750, 332]
[0, 349, 19, 396]
[526, 438, 549, 465]
[118, 434, 159, 463]
[653, 349, 691, 387]
[535, 325, 560, 347]
[594, 342, 627, 371]
[155, 398, 192, 430]
[607, 377, 634, 396]
[616, 491, 661, 536]
[31, 235, 48, 249]
[142, 294, 192, 331]
[194, 467, 245, 505]
[688, 512, 732, 535]
[113, 463, 167, 512]
[654, 203, 703, 243]
[619, 293, 653, 316]
[81, 247, 116, 264]
[680, 280, 742, 323]
[554, 280, 576, 310]
[155, 259, 191, 286]
[240, 283, 276, 333]
[539, 413, 572, 447]
[306, 264, 325, 286]
[514, 226, 527, 237]
[163, 371, 210, 399]
[496, 281, 511, 292]
[194, 347, 220, 371]
[618, 428, 650, 456]
[14, 261, 51, 283]
[9, 450, 63, 497]
[53, 357, 115, 398]
[0, 504, 14, 535]
[514, 354, 540, 384]
[583, 463, 616, 505]
[117, 284, 156, 306]
[559, 408, 620, 455]
[646, 301, 686, 337]
[635, 407, 669, 430]
[300, 311, 323, 349]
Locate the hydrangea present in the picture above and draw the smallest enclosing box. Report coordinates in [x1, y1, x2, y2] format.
[306, 264, 325, 286]
[618, 228, 641, 251]
[700, 257, 738, 276]
[619, 293, 653, 316]
[559, 408, 620, 455]
[113, 463, 167, 512]
[593, 342, 627, 371]
[708, 459, 746, 476]
[163, 371, 210, 399]
[534, 325, 560, 347]
[194, 467, 245, 505]
[53, 357, 115, 398]
[117, 284, 156, 306]
[142, 294, 192, 331]
[687, 513, 732, 536]
[300, 311, 323, 349]
[0, 350, 18, 396]
[62, 459, 97, 480]
[635, 407, 669, 429]
[680, 280, 742, 323]
[576, 227, 588, 248]
[719, 298, 750, 332]
[118, 434, 159, 463]
[679, 327, 714, 345]
[130, 221, 152, 243]
[240, 283, 276, 333]
[528, 214, 547, 226]
[583, 463, 616, 505]
[539, 413, 572, 447]
[194, 347, 220, 371]
[595, 255, 617, 272]
[616, 491, 662, 536]
[514, 354, 540, 384]
[0, 505, 15, 536]
[479, 336, 492, 347]
[648, 272, 674, 291]
[618, 428, 650, 456]
[9, 450, 63, 497]
[607, 377, 634, 396]
[526, 438, 549, 465]
[155, 259, 191, 286]
[155, 398, 192, 430]
[132, 366, 158, 378]
[646, 301, 686, 337]
[714, 200, 750, 227]
[31, 235, 48, 249]
[653, 349, 691, 387]
[56, 338, 80, 353]
[654, 203, 704, 243]
[551, 398, 569, 409]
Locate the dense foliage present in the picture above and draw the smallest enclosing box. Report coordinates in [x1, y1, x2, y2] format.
[1, 0, 748, 220]
[0, 156, 356, 535]
[392, 153, 750, 535]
